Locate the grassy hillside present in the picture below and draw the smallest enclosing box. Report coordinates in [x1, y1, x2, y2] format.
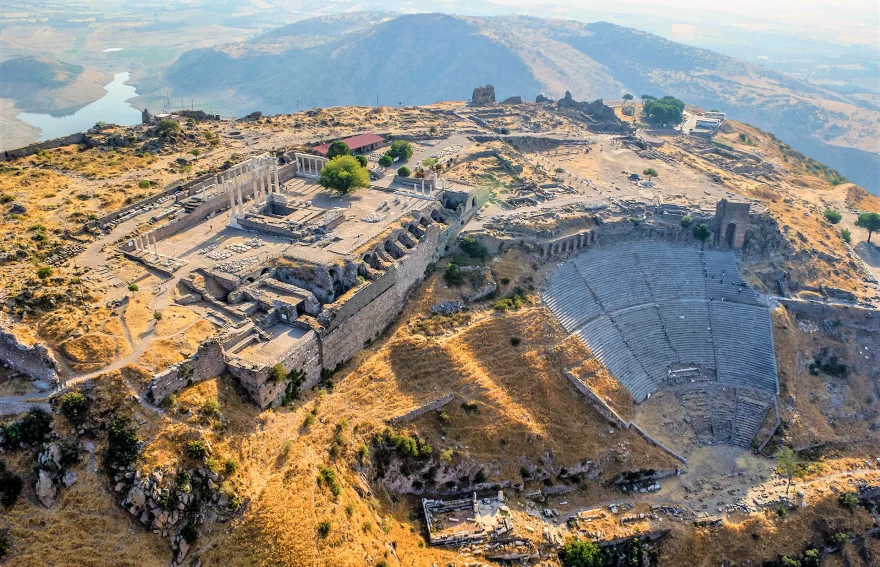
[163, 13, 879, 191]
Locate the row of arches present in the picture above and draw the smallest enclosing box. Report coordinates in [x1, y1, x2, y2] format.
[540, 231, 598, 259]
[361, 208, 447, 272]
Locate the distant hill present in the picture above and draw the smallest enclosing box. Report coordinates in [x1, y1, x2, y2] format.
[164, 13, 880, 190]
[0, 56, 109, 112]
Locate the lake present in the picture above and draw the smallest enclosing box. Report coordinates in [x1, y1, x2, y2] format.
[17, 72, 143, 141]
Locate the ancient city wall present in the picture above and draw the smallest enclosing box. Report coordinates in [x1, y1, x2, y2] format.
[320, 268, 398, 333]
[226, 329, 322, 407]
[778, 298, 880, 332]
[1, 133, 97, 161]
[146, 340, 227, 404]
[321, 224, 442, 370]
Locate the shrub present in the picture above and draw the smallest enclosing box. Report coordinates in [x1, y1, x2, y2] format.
[461, 401, 479, 414]
[437, 412, 449, 425]
[803, 549, 820, 567]
[36, 266, 52, 279]
[474, 469, 487, 483]
[153, 310, 162, 321]
[560, 540, 602, 567]
[781, 557, 800, 567]
[205, 457, 219, 472]
[397, 166, 411, 178]
[268, 363, 286, 383]
[303, 413, 315, 427]
[439, 449, 454, 464]
[444, 263, 464, 286]
[839, 491, 859, 510]
[2, 409, 52, 448]
[224, 459, 238, 475]
[127, 283, 139, 292]
[378, 154, 393, 167]
[841, 228, 852, 243]
[832, 532, 848, 544]
[510, 336, 521, 347]
[190, 149, 201, 157]
[357, 444, 369, 463]
[317, 520, 331, 538]
[681, 215, 693, 228]
[180, 523, 198, 544]
[0, 461, 24, 508]
[823, 209, 842, 224]
[105, 415, 139, 468]
[459, 235, 489, 260]
[318, 465, 342, 497]
[58, 391, 89, 426]
[157, 119, 180, 137]
[201, 397, 219, 417]
[186, 439, 210, 459]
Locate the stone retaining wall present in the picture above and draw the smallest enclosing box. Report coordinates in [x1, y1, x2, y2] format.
[1, 133, 97, 161]
[387, 393, 454, 425]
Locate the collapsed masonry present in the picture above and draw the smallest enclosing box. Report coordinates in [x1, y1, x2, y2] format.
[146, 160, 484, 408]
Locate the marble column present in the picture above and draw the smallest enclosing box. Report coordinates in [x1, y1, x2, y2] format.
[421, 179, 425, 194]
[228, 182, 236, 216]
[236, 183, 245, 217]
[265, 167, 273, 195]
[150, 235, 158, 258]
[274, 164, 281, 193]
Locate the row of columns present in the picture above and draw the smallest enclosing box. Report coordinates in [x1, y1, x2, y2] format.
[295, 154, 327, 177]
[133, 233, 160, 259]
[227, 159, 282, 227]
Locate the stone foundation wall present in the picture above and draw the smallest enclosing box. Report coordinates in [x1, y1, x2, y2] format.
[147, 340, 227, 404]
[321, 223, 442, 370]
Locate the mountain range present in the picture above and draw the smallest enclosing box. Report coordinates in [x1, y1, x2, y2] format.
[159, 12, 878, 190]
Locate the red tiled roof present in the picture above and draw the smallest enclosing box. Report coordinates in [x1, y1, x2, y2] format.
[313, 133, 385, 155]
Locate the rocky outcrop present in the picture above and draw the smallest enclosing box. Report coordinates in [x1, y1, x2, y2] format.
[501, 96, 522, 105]
[471, 85, 495, 106]
[0, 316, 59, 386]
[535, 94, 553, 103]
[36, 469, 56, 507]
[120, 462, 242, 566]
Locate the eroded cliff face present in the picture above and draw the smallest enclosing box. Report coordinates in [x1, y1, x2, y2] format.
[0, 315, 59, 386]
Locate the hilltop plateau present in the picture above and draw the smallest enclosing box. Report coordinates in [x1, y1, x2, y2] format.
[0, 96, 877, 566]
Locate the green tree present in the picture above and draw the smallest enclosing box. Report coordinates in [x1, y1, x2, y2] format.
[841, 228, 852, 243]
[855, 211, 880, 243]
[839, 491, 859, 511]
[643, 167, 658, 180]
[326, 140, 350, 159]
[823, 209, 842, 224]
[560, 540, 602, 567]
[642, 95, 685, 125]
[157, 119, 180, 137]
[640, 94, 656, 101]
[318, 155, 370, 195]
[781, 557, 801, 567]
[36, 266, 52, 279]
[429, 125, 438, 135]
[775, 446, 798, 497]
[803, 549, 820, 567]
[355, 154, 368, 167]
[378, 154, 393, 167]
[387, 140, 414, 161]
[622, 93, 634, 103]
[692, 223, 710, 244]
[397, 166, 411, 178]
[681, 215, 693, 228]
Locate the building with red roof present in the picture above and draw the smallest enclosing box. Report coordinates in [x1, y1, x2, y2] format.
[313, 133, 385, 156]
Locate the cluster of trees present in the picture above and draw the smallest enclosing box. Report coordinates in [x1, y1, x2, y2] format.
[641, 95, 685, 126]
[377, 140, 414, 169]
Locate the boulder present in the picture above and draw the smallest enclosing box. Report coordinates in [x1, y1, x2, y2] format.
[127, 486, 147, 508]
[501, 96, 522, 105]
[62, 471, 78, 487]
[9, 203, 27, 215]
[535, 94, 553, 104]
[36, 469, 57, 508]
[471, 85, 496, 106]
